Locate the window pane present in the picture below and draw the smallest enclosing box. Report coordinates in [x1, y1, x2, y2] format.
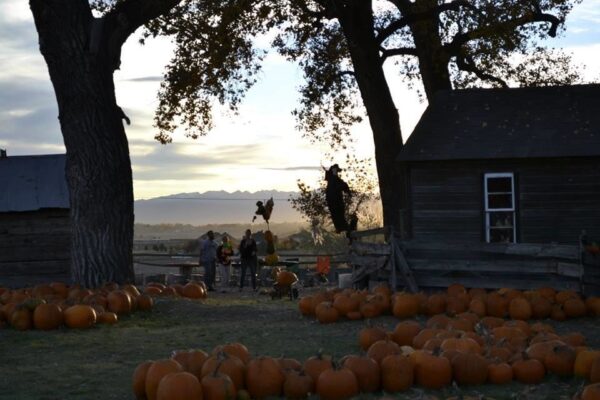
[488, 194, 513, 209]
[489, 211, 513, 228]
[490, 228, 514, 243]
[488, 177, 512, 193]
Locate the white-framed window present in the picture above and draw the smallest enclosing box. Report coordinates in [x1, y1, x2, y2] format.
[484, 173, 516, 243]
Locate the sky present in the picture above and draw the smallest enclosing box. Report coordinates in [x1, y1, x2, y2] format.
[1, 0, 599, 200]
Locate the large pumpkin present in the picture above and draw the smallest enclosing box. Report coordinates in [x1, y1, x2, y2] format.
[172, 349, 209, 379]
[342, 355, 380, 393]
[390, 320, 421, 347]
[512, 358, 545, 384]
[211, 343, 251, 365]
[316, 368, 359, 400]
[107, 290, 132, 315]
[414, 351, 452, 389]
[33, 303, 63, 330]
[366, 339, 402, 365]
[10, 305, 33, 331]
[246, 356, 285, 399]
[155, 371, 203, 400]
[358, 324, 388, 351]
[137, 294, 154, 311]
[283, 370, 314, 399]
[201, 352, 246, 390]
[63, 305, 97, 329]
[380, 354, 414, 392]
[315, 302, 339, 324]
[145, 359, 184, 400]
[132, 361, 154, 400]
[201, 371, 237, 400]
[451, 352, 488, 385]
[303, 352, 333, 384]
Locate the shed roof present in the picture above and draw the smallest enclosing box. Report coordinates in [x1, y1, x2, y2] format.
[397, 84, 600, 162]
[0, 154, 69, 212]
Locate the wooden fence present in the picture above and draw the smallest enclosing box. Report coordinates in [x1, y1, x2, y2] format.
[349, 228, 600, 295]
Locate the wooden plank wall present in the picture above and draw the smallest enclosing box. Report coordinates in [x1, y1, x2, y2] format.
[0, 209, 70, 287]
[408, 157, 600, 245]
[352, 240, 584, 292]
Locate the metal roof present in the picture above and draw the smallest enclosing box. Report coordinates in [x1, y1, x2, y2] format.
[0, 154, 69, 212]
[397, 84, 600, 162]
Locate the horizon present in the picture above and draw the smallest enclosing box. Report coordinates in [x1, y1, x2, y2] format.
[1, 0, 600, 199]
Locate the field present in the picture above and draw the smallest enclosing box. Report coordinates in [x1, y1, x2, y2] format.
[0, 289, 597, 400]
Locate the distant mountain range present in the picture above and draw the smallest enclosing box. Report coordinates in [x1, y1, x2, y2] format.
[134, 190, 303, 225]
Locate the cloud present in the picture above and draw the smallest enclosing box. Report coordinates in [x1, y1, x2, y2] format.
[125, 76, 164, 82]
[262, 166, 322, 171]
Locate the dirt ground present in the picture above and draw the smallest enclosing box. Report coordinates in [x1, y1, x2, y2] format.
[0, 289, 595, 399]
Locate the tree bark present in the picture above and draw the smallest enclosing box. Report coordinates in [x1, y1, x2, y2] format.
[30, 0, 134, 287]
[334, 0, 408, 236]
[407, 0, 453, 100]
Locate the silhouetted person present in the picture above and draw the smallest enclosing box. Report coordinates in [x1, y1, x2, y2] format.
[199, 230, 217, 291]
[239, 229, 258, 291]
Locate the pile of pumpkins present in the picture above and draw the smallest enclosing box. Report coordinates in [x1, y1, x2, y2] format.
[0, 282, 153, 330]
[143, 281, 208, 299]
[133, 340, 600, 400]
[357, 314, 600, 395]
[299, 283, 600, 323]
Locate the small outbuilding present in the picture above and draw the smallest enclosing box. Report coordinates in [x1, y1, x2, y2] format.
[0, 153, 71, 287]
[397, 84, 600, 245]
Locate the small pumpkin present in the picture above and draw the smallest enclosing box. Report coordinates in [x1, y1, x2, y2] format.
[315, 302, 339, 324]
[32, 303, 63, 330]
[283, 370, 313, 399]
[97, 312, 118, 324]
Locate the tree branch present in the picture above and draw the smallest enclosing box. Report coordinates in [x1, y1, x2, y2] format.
[103, 0, 182, 70]
[377, 0, 477, 45]
[380, 46, 418, 63]
[455, 55, 509, 88]
[445, 11, 561, 56]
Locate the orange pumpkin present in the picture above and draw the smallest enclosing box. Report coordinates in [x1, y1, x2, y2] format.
[316, 368, 359, 400]
[107, 290, 132, 315]
[509, 297, 532, 320]
[283, 370, 313, 399]
[201, 352, 246, 391]
[342, 355, 380, 393]
[276, 271, 298, 287]
[182, 283, 206, 299]
[358, 324, 388, 351]
[97, 312, 118, 324]
[367, 339, 402, 365]
[303, 352, 333, 384]
[10, 305, 33, 330]
[245, 356, 285, 399]
[414, 350, 452, 389]
[487, 361, 513, 384]
[64, 305, 97, 329]
[315, 302, 339, 324]
[145, 359, 184, 400]
[156, 372, 202, 400]
[137, 294, 154, 311]
[380, 354, 414, 392]
[132, 361, 154, 400]
[582, 383, 600, 400]
[390, 320, 421, 346]
[298, 296, 315, 316]
[574, 350, 600, 379]
[201, 371, 237, 400]
[451, 352, 488, 385]
[392, 294, 419, 318]
[211, 343, 251, 365]
[512, 357, 545, 384]
[33, 303, 63, 330]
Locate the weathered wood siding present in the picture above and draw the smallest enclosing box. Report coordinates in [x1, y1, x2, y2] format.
[0, 209, 70, 287]
[406, 157, 600, 244]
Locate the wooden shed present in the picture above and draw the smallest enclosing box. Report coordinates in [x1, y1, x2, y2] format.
[354, 84, 600, 293]
[397, 84, 600, 245]
[0, 153, 71, 287]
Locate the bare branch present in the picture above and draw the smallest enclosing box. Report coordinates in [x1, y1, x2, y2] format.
[445, 11, 561, 56]
[380, 46, 418, 62]
[455, 55, 509, 88]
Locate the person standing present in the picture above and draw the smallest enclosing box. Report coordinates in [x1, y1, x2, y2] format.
[199, 230, 218, 291]
[216, 234, 234, 292]
[239, 229, 257, 291]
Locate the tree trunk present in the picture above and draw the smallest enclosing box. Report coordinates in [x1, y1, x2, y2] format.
[30, 0, 134, 287]
[335, 0, 408, 236]
[408, 0, 453, 100]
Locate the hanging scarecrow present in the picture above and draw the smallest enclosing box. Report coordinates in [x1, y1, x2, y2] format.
[252, 197, 274, 229]
[324, 164, 355, 235]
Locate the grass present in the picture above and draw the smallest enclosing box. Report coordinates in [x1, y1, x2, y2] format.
[0, 291, 597, 399]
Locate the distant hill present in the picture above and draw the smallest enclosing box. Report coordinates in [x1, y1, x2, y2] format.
[134, 190, 303, 225]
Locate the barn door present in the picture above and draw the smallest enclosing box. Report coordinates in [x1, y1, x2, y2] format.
[484, 173, 516, 243]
